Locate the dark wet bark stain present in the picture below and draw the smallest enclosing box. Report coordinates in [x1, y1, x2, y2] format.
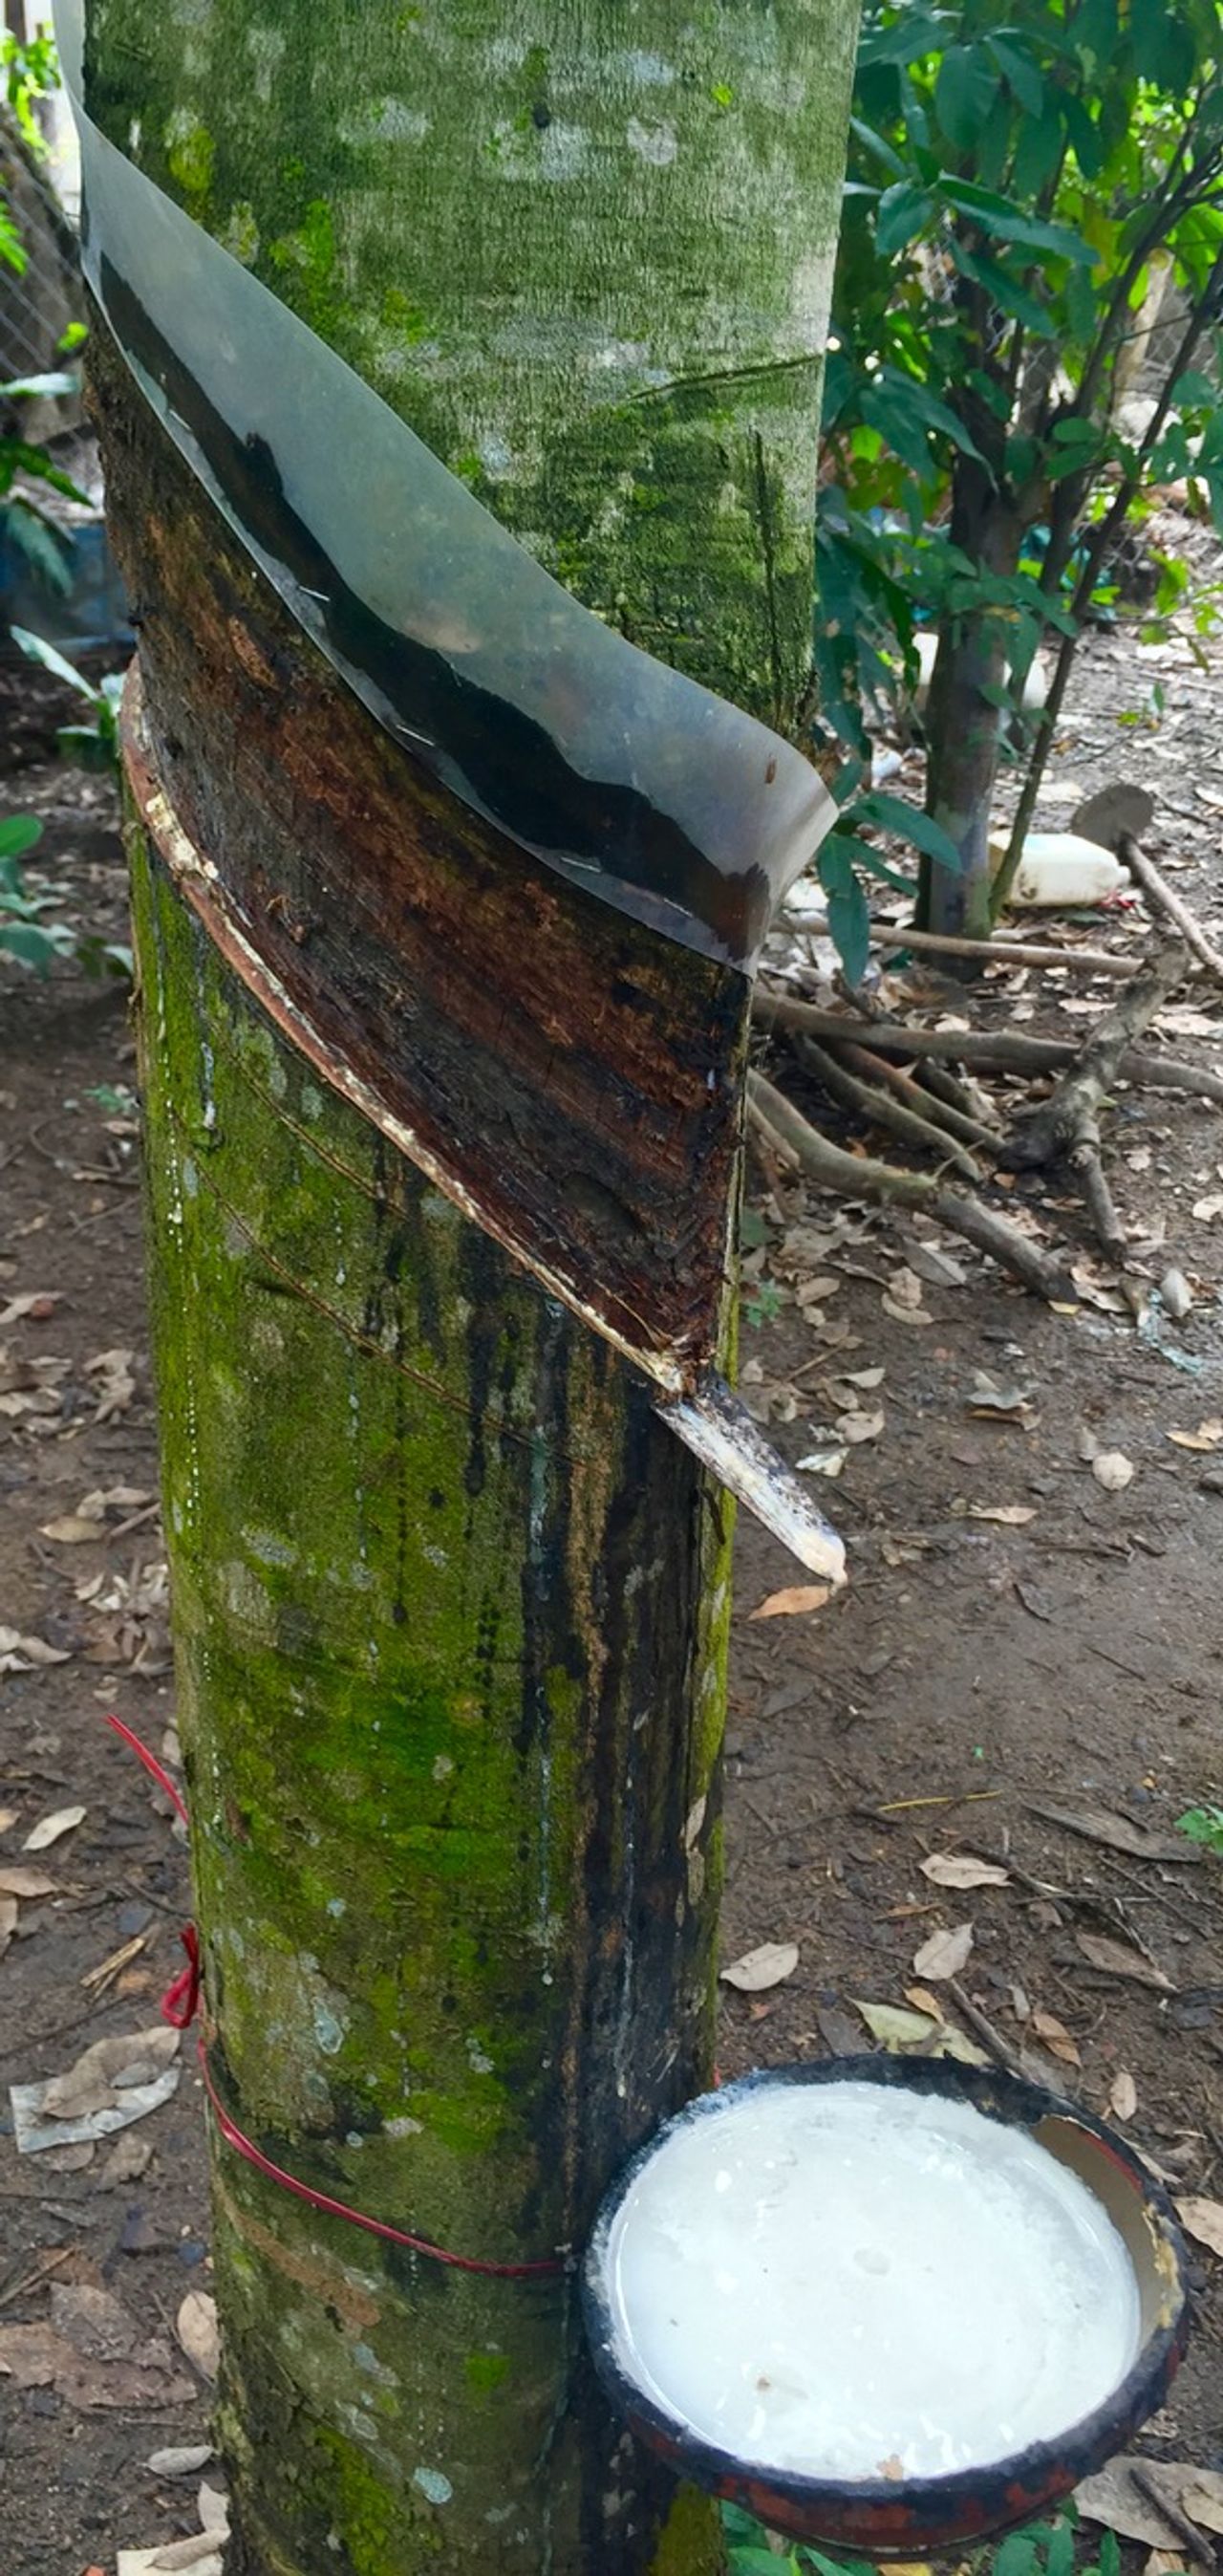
[90, 318, 749, 1384]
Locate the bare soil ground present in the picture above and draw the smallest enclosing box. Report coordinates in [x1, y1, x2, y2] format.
[2, 565, 1222, 2571]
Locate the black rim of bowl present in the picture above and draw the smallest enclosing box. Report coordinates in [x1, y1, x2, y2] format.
[581, 2055, 1190, 2549]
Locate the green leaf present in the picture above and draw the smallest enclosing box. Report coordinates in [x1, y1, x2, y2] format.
[802, 2554, 879, 2576]
[987, 34, 1045, 115]
[951, 241, 1057, 336]
[1100, 2529, 1122, 2576]
[729, 2553, 800, 2576]
[1170, 370, 1218, 410]
[3, 499, 75, 595]
[828, 876, 870, 985]
[860, 381, 943, 481]
[0, 920, 58, 973]
[875, 179, 933, 256]
[1073, 0, 1119, 65]
[857, 790, 964, 871]
[0, 813, 42, 859]
[720, 2504, 770, 2546]
[852, 840, 919, 895]
[1013, 103, 1067, 198]
[1060, 91, 1107, 181]
[1128, 0, 1196, 93]
[850, 114, 907, 179]
[895, 371, 986, 459]
[935, 45, 1001, 155]
[993, 2535, 1041, 2576]
[1064, 261, 1100, 350]
[55, 725, 117, 772]
[859, 9, 948, 69]
[941, 180, 1097, 266]
[10, 624, 97, 699]
[1175, 1805, 1223, 1851]
[1046, 2516, 1077, 2576]
[1050, 416, 1102, 447]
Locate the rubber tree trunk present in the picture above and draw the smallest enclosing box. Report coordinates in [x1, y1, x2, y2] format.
[918, 469, 1023, 948]
[86, 4, 859, 2568]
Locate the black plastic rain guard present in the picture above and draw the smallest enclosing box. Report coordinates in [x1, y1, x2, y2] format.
[55, 0, 833, 974]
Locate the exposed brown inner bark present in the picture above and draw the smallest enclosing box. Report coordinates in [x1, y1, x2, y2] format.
[91, 321, 749, 1383]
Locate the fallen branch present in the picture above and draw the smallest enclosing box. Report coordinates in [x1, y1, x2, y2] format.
[873, 921, 1145, 980]
[1002, 944, 1186, 1262]
[748, 1072, 1074, 1303]
[753, 988, 1223, 1103]
[831, 1038, 999, 1152]
[914, 1056, 1004, 1133]
[822, 976, 1005, 1133]
[1119, 832, 1223, 985]
[793, 1034, 984, 1183]
[787, 901, 1145, 978]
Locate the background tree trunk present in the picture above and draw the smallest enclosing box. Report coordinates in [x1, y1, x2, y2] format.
[86, 2, 860, 2566]
[918, 463, 1021, 946]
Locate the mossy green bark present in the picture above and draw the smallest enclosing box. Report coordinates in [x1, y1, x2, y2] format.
[87, 0, 858, 732]
[131, 832, 732, 2571]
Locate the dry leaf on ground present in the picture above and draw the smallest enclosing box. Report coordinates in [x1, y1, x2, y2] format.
[835, 1407, 885, 1445]
[912, 1921, 973, 1981]
[197, 2486, 229, 2537]
[883, 1293, 933, 1327]
[1110, 2069, 1138, 2121]
[1077, 2460, 1214, 2550]
[854, 1997, 986, 2067]
[0, 2307, 193, 2411]
[796, 1446, 848, 1479]
[11, 2025, 182, 2154]
[99, 2133, 154, 2188]
[1091, 1449, 1135, 1491]
[0, 1292, 62, 1327]
[1026, 1799, 1203, 1865]
[1182, 2478, 1223, 2539]
[901, 1240, 967, 1288]
[919, 1854, 1009, 1891]
[720, 1941, 800, 1994]
[1168, 1421, 1223, 1453]
[0, 1866, 58, 1898]
[40, 1516, 108, 1546]
[146, 2448, 216, 2479]
[968, 1374, 1038, 1428]
[23, 1806, 86, 1851]
[0, 1629, 71, 1676]
[857, 2001, 942, 2048]
[177, 2291, 221, 2381]
[1030, 2010, 1081, 2067]
[951, 1501, 1039, 1525]
[118, 2553, 223, 2576]
[148, 2536, 225, 2571]
[1076, 1930, 1173, 1991]
[749, 1583, 833, 1620]
[87, 1348, 136, 1422]
[1176, 2196, 1223, 2260]
[41, 2025, 180, 2121]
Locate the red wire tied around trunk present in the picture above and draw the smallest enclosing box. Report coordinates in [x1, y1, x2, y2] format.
[103, 1714, 565, 2280]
